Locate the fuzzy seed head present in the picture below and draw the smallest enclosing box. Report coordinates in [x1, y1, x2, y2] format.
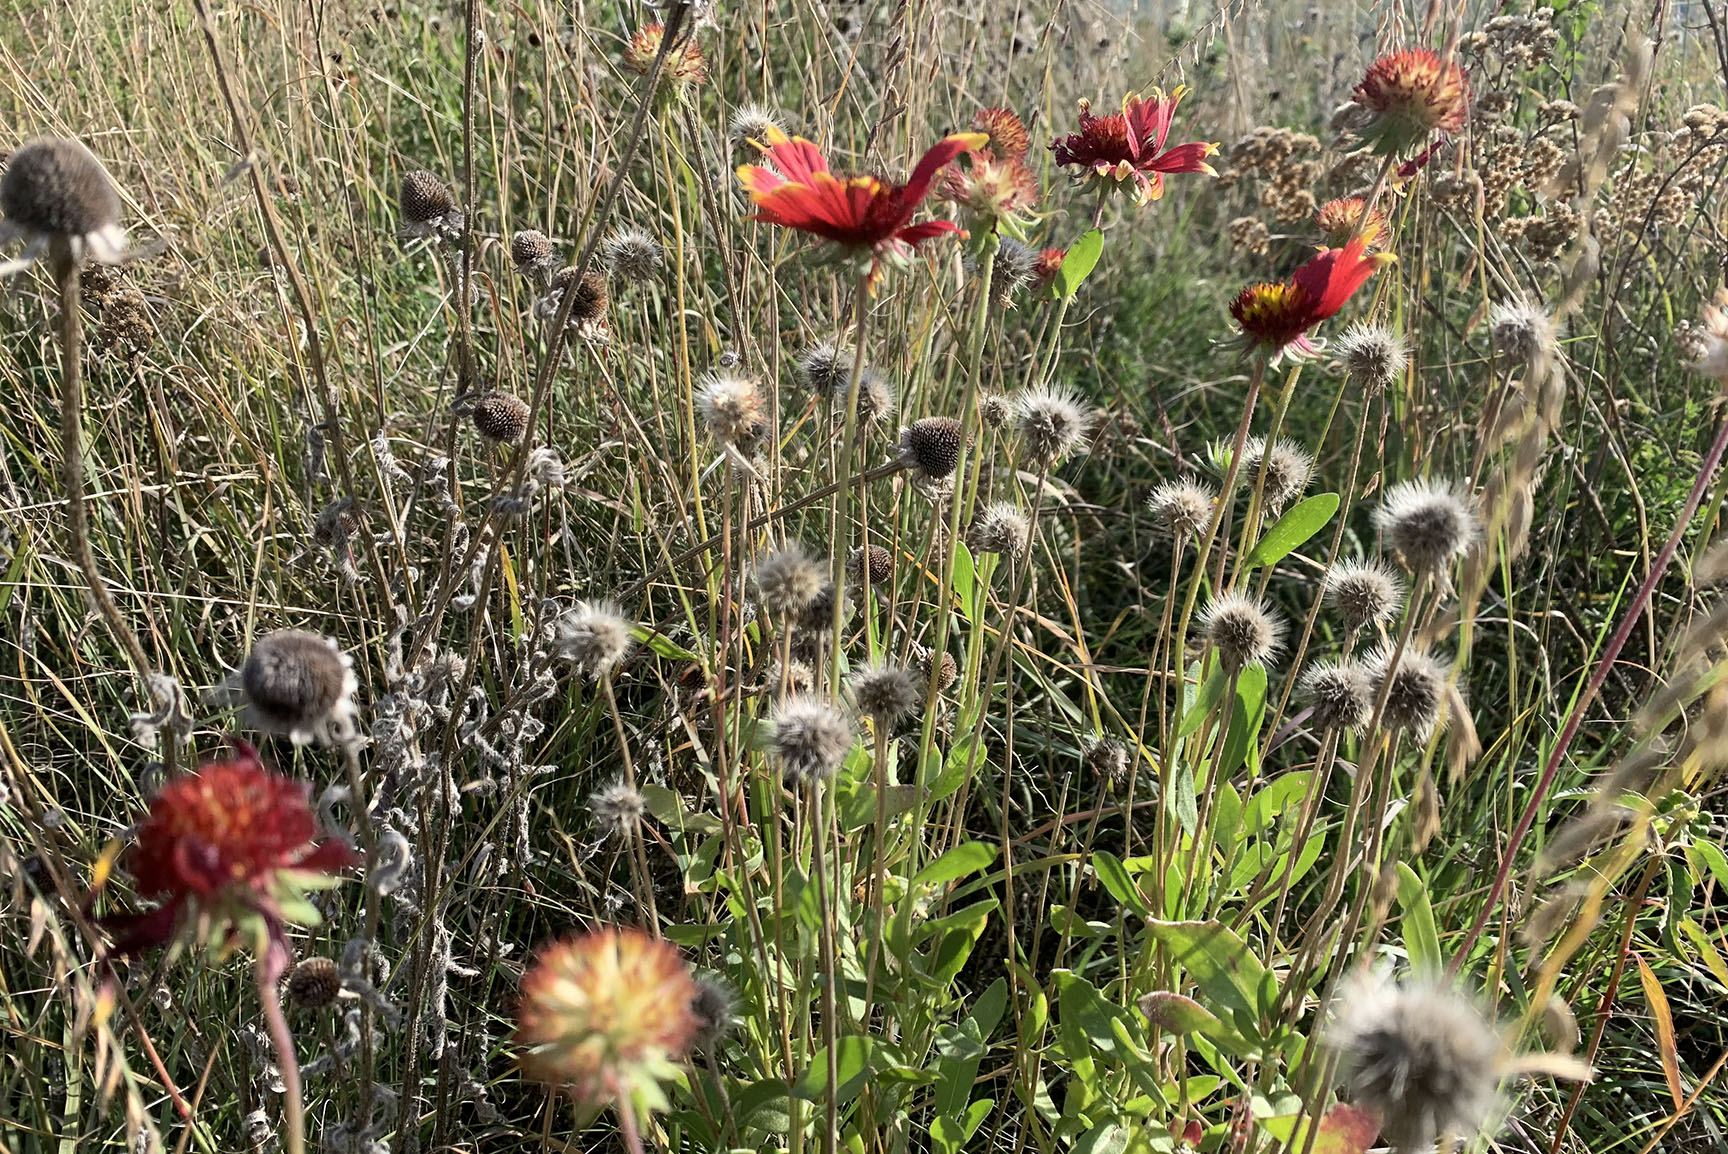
[472, 391, 532, 444]
[1241, 436, 1314, 512]
[898, 417, 965, 481]
[796, 582, 848, 636]
[977, 391, 1013, 430]
[1489, 298, 1557, 365]
[400, 169, 455, 223]
[849, 664, 921, 726]
[846, 544, 893, 588]
[754, 544, 825, 617]
[989, 238, 1039, 305]
[768, 694, 855, 785]
[1366, 645, 1451, 737]
[1326, 978, 1502, 1153]
[968, 502, 1031, 558]
[796, 342, 853, 395]
[554, 601, 635, 679]
[588, 780, 645, 840]
[1333, 323, 1409, 389]
[1687, 288, 1728, 382]
[240, 630, 360, 746]
[510, 229, 559, 278]
[1301, 661, 1374, 731]
[836, 368, 896, 425]
[601, 228, 664, 282]
[699, 373, 769, 451]
[0, 137, 121, 241]
[1200, 593, 1285, 670]
[1015, 387, 1091, 469]
[1375, 480, 1478, 574]
[1147, 480, 1216, 540]
[286, 956, 342, 1010]
[545, 267, 610, 324]
[1323, 559, 1406, 632]
[729, 104, 784, 147]
[689, 975, 737, 1049]
[1084, 736, 1130, 783]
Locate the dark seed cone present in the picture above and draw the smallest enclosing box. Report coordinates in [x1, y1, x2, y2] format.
[510, 229, 558, 274]
[846, 544, 893, 587]
[400, 169, 456, 224]
[917, 645, 959, 692]
[0, 137, 120, 238]
[550, 267, 609, 323]
[473, 390, 531, 444]
[900, 417, 964, 480]
[286, 956, 342, 1010]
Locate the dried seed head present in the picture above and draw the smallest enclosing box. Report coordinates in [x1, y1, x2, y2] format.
[588, 780, 645, 840]
[1015, 387, 1091, 470]
[977, 391, 1013, 430]
[1301, 661, 1374, 731]
[398, 169, 463, 242]
[1686, 288, 1728, 382]
[472, 390, 532, 444]
[989, 238, 1039, 306]
[1375, 480, 1478, 575]
[849, 663, 921, 726]
[1200, 593, 1285, 670]
[1489, 298, 1558, 364]
[834, 368, 896, 425]
[286, 956, 342, 1010]
[510, 229, 559, 279]
[0, 137, 126, 267]
[1084, 736, 1130, 783]
[699, 373, 769, 451]
[796, 582, 849, 635]
[542, 267, 610, 325]
[240, 629, 360, 746]
[1147, 480, 1216, 539]
[968, 502, 1031, 558]
[915, 645, 959, 692]
[768, 694, 855, 785]
[554, 601, 635, 679]
[1333, 322, 1409, 389]
[754, 544, 825, 617]
[1366, 644, 1451, 737]
[1323, 559, 1406, 632]
[1326, 978, 1502, 1153]
[729, 104, 785, 148]
[796, 342, 852, 395]
[601, 228, 664, 282]
[846, 544, 893, 588]
[689, 975, 737, 1049]
[1240, 436, 1314, 512]
[898, 417, 965, 481]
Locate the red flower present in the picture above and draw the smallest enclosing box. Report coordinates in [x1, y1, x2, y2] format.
[737, 128, 986, 289]
[1315, 197, 1390, 249]
[940, 148, 1039, 237]
[972, 107, 1031, 158]
[1049, 86, 1218, 206]
[1229, 236, 1394, 362]
[1034, 247, 1066, 288]
[105, 742, 355, 976]
[1351, 49, 1468, 155]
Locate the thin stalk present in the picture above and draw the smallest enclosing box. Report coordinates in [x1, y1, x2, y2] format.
[257, 960, 306, 1154]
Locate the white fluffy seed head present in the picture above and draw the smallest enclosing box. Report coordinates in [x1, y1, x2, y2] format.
[1301, 661, 1374, 731]
[555, 601, 635, 678]
[601, 228, 664, 282]
[1323, 558, 1406, 632]
[588, 780, 645, 840]
[1333, 322, 1409, 390]
[796, 342, 852, 394]
[729, 103, 785, 148]
[1147, 480, 1216, 540]
[754, 544, 825, 617]
[1014, 386, 1091, 470]
[1375, 480, 1479, 575]
[1, 137, 121, 239]
[968, 502, 1031, 558]
[768, 694, 855, 785]
[1240, 436, 1314, 512]
[848, 664, 921, 726]
[239, 629, 360, 745]
[1366, 644, 1451, 737]
[834, 368, 896, 425]
[699, 373, 769, 451]
[1489, 298, 1558, 365]
[1084, 736, 1130, 783]
[977, 391, 1013, 430]
[1200, 593, 1285, 671]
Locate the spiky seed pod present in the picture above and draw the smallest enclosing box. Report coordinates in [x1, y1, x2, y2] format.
[472, 391, 532, 444]
[1366, 645, 1450, 737]
[1147, 480, 1216, 540]
[698, 373, 768, 451]
[977, 391, 1013, 430]
[968, 502, 1031, 558]
[846, 544, 893, 588]
[832, 368, 895, 426]
[1489, 298, 1558, 365]
[1301, 661, 1374, 731]
[1015, 387, 1091, 470]
[540, 267, 610, 326]
[1084, 736, 1130, 784]
[768, 694, 855, 785]
[589, 780, 645, 840]
[916, 645, 959, 692]
[1326, 979, 1502, 1153]
[754, 544, 825, 617]
[1200, 593, 1285, 671]
[1333, 323, 1409, 390]
[1240, 436, 1314, 512]
[398, 169, 463, 242]
[898, 417, 964, 481]
[1374, 480, 1478, 575]
[239, 629, 360, 746]
[510, 229, 559, 280]
[796, 582, 848, 636]
[286, 956, 342, 1010]
[0, 137, 127, 269]
[601, 228, 664, 282]
[689, 975, 737, 1050]
[729, 104, 785, 148]
[849, 664, 921, 726]
[796, 342, 853, 395]
[1323, 559, 1406, 633]
[989, 238, 1038, 306]
[554, 601, 635, 679]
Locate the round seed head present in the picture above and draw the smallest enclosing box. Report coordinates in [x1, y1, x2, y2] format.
[1084, 736, 1130, 784]
[1489, 298, 1557, 365]
[1374, 480, 1478, 575]
[796, 342, 853, 395]
[689, 975, 737, 1049]
[510, 229, 559, 278]
[849, 663, 921, 726]
[1301, 661, 1374, 731]
[916, 645, 959, 692]
[1323, 559, 1405, 632]
[977, 391, 1013, 430]
[239, 629, 360, 746]
[1333, 323, 1409, 389]
[754, 544, 825, 617]
[729, 104, 785, 148]
[835, 368, 897, 425]
[1240, 436, 1313, 512]
[1014, 387, 1091, 470]
[545, 266, 610, 324]
[588, 780, 645, 840]
[968, 502, 1031, 558]
[1325, 978, 1502, 1153]
[768, 694, 855, 785]
[0, 137, 121, 240]
[286, 956, 342, 1010]
[400, 169, 456, 223]
[601, 228, 664, 282]
[1200, 593, 1285, 671]
[1366, 644, 1451, 737]
[845, 544, 893, 588]
[898, 417, 965, 481]
[796, 582, 849, 636]
[472, 390, 532, 444]
[1147, 480, 1216, 540]
[554, 601, 635, 679]
[989, 238, 1038, 306]
[699, 373, 769, 451]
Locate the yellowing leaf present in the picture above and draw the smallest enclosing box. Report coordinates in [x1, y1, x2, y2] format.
[1636, 952, 1684, 1110]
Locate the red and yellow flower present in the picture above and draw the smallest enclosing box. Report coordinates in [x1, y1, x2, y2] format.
[1229, 235, 1394, 362]
[738, 128, 985, 289]
[1049, 86, 1218, 206]
[1315, 197, 1390, 249]
[972, 107, 1032, 158]
[942, 109, 1040, 237]
[1351, 48, 1468, 155]
[104, 743, 356, 977]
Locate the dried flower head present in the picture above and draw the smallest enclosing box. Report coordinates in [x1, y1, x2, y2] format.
[625, 23, 708, 85]
[699, 372, 769, 451]
[601, 228, 664, 282]
[510, 229, 560, 281]
[1489, 298, 1558, 365]
[1374, 480, 1478, 575]
[1240, 436, 1313, 512]
[517, 927, 700, 1115]
[1333, 322, 1409, 389]
[849, 664, 921, 726]
[1689, 288, 1728, 382]
[1084, 736, 1130, 783]
[689, 975, 737, 1050]
[1301, 661, 1374, 731]
[589, 780, 645, 841]
[797, 342, 853, 394]
[973, 107, 1032, 158]
[1366, 644, 1451, 737]
[977, 391, 1014, 430]
[916, 645, 959, 692]
[729, 104, 784, 148]
[398, 169, 463, 242]
[286, 956, 343, 1010]
[473, 390, 532, 445]
[767, 694, 855, 785]
[555, 601, 636, 679]
[1351, 49, 1470, 155]
[754, 543, 825, 617]
[898, 416, 965, 481]
[1324, 559, 1406, 632]
[969, 502, 1032, 558]
[0, 137, 127, 273]
[1015, 387, 1092, 469]
[836, 368, 897, 425]
[1200, 593, 1285, 670]
[1315, 197, 1391, 249]
[239, 629, 361, 746]
[1147, 479, 1216, 539]
[846, 544, 893, 588]
[537, 267, 610, 330]
[986, 238, 1039, 305]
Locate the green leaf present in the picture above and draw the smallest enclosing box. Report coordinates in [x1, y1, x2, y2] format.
[1172, 763, 1199, 837]
[928, 734, 986, 803]
[1688, 840, 1728, 889]
[1054, 228, 1103, 298]
[1216, 666, 1268, 778]
[632, 625, 698, 662]
[1178, 662, 1229, 737]
[792, 1036, 874, 1102]
[953, 542, 978, 625]
[914, 841, 998, 889]
[640, 784, 722, 834]
[1395, 862, 1442, 977]
[1145, 920, 1269, 1024]
[1092, 850, 1151, 917]
[1246, 493, 1340, 568]
[1135, 991, 1222, 1035]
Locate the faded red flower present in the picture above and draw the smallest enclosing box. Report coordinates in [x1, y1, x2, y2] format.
[1315, 197, 1390, 249]
[1034, 247, 1066, 290]
[1352, 48, 1468, 155]
[737, 127, 985, 290]
[624, 23, 707, 86]
[1229, 235, 1394, 362]
[105, 742, 355, 976]
[518, 928, 700, 1117]
[972, 107, 1031, 158]
[1049, 86, 1218, 206]
[940, 148, 1039, 237]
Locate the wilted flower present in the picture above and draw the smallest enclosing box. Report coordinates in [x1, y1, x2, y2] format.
[1229, 236, 1394, 362]
[1200, 593, 1285, 671]
[1315, 196, 1390, 249]
[1015, 387, 1092, 470]
[973, 107, 1032, 157]
[986, 238, 1039, 306]
[624, 22, 708, 86]
[398, 169, 463, 243]
[1050, 87, 1218, 206]
[1301, 661, 1374, 731]
[755, 544, 826, 617]
[849, 664, 921, 726]
[1333, 322, 1409, 389]
[472, 390, 532, 445]
[1374, 480, 1478, 575]
[1324, 559, 1406, 632]
[1147, 479, 1216, 539]
[555, 601, 635, 679]
[601, 229, 665, 282]
[0, 137, 128, 274]
[239, 629, 360, 746]
[1351, 48, 1470, 156]
[898, 416, 965, 482]
[768, 694, 855, 785]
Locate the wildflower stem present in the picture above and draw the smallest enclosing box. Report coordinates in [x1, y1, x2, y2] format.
[256, 958, 306, 1154]
[829, 279, 874, 689]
